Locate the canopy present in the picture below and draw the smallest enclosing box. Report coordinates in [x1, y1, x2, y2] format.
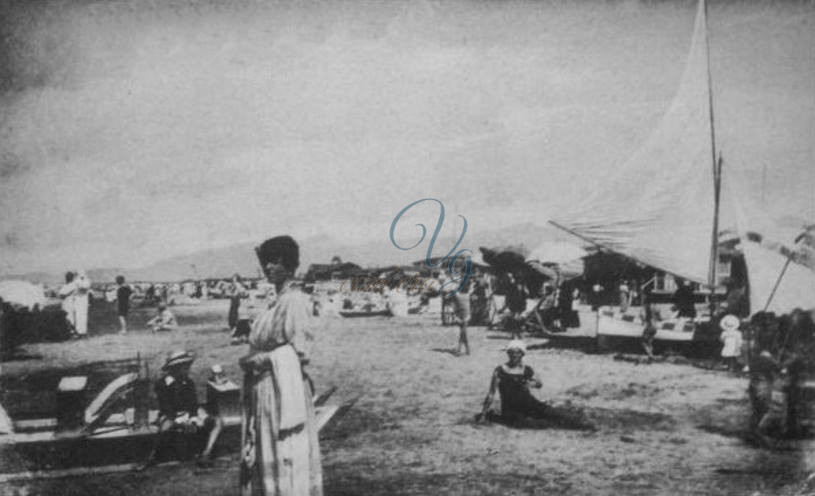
[0, 280, 47, 310]
[550, 0, 716, 284]
[740, 225, 815, 315]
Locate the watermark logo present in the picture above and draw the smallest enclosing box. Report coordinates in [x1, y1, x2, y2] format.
[390, 198, 472, 297]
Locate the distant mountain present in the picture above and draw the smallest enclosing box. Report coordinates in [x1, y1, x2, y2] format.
[2, 223, 575, 284]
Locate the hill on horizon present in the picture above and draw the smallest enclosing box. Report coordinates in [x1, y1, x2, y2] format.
[2, 222, 575, 284]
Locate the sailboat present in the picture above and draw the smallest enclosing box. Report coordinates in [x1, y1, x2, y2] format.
[550, 0, 815, 344]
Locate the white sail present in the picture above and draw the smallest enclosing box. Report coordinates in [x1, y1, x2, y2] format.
[551, 0, 715, 284]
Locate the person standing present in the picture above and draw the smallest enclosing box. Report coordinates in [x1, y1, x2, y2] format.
[618, 280, 631, 313]
[58, 272, 77, 336]
[72, 271, 91, 336]
[503, 276, 527, 340]
[673, 279, 697, 319]
[228, 274, 247, 336]
[719, 315, 743, 372]
[116, 275, 133, 334]
[450, 280, 471, 356]
[239, 236, 322, 496]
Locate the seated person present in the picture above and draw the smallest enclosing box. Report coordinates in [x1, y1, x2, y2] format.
[141, 350, 223, 469]
[147, 303, 178, 332]
[477, 340, 593, 430]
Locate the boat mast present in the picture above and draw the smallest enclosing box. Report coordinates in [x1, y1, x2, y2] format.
[704, 0, 723, 312]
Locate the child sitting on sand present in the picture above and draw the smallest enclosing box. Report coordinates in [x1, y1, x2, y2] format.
[147, 303, 178, 333]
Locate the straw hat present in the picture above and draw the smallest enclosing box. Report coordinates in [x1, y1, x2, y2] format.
[505, 340, 527, 354]
[719, 314, 740, 332]
[162, 350, 195, 370]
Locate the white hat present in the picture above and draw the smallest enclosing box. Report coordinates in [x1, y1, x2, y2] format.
[162, 350, 195, 370]
[505, 340, 527, 353]
[719, 314, 740, 332]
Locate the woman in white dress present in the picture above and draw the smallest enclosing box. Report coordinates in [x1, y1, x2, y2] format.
[239, 236, 322, 496]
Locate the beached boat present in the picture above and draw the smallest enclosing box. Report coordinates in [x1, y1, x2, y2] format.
[0, 369, 339, 479]
[551, 0, 814, 344]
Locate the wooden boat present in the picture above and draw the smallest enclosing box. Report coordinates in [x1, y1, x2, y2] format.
[339, 309, 391, 318]
[0, 370, 339, 479]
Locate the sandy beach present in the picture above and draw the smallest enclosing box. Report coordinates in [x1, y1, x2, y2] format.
[1, 299, 812, 496]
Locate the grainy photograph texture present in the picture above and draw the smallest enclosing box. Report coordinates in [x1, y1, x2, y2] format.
[0, 0, 814, 495]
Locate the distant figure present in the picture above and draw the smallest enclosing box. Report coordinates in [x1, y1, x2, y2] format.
[227, 274, 246, 336]
[590, 283, 604, 311]
[502, 276, 527, 339]
[539, 284, 558, 331]
[723, 279, 749, 319]
[145, 284, 157, 305]
[673, 279, 696, 319]
[58, 272, 77, 335]
[618, 280, 631, 313]
[640, 286, 657, 361]
[72, 271, 91, 336]
[59, 271, 91, 337]
[116, 275, 133, 334]
[148, 303, 178, 332]
[719, 315, 743, 372]
[450, 280, 471, 356]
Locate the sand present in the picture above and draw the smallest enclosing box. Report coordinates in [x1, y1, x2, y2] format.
[1, 299, 813, 496]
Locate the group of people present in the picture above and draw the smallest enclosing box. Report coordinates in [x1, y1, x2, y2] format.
[746, 309, 815, 441]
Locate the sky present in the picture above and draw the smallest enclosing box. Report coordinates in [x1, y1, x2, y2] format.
[1, 0, 813, 274]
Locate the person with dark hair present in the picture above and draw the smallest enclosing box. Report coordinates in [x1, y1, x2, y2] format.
[115, 275, 133, 334]
[239, 235, 322, 496]
[147, 303, 178, 332]
[501, 275, 527, 339]
[640, 286, 658, 361]
[477, 340, 593, 430]
[227, 274, 247, 337]
[140, 351, 223, 469]
[748, 313, 781, 438]
[673, 278, 696, 319]
[58, 272, 77, 336]
[781, 309, 815, 438]
[449, 279, 471, 356]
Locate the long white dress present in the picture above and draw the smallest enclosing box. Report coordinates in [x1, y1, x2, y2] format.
[240, 283, 322, 496]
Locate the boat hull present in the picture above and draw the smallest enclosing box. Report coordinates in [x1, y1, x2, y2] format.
[596, 307, 697, 342]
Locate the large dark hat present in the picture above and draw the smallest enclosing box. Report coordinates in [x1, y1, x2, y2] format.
[256, 235, 300, 272]
[162, 350, 195, 371]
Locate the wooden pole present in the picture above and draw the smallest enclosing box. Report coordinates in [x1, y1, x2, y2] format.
[703, 0, 722, 317]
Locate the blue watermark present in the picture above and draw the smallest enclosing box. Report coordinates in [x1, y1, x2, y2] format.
[389, 198, 472, 297]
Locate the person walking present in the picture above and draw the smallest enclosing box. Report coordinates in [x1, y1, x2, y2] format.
[116, 275, 133, 334]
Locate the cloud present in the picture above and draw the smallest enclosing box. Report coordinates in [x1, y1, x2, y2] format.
[0, 0, 812, 274]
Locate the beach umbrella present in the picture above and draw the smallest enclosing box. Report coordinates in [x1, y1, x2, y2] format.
[741, 226, 815, 315]
[525, 260, 559, 280]
[0, 280, 46, 310]
[479, 247, 529, 272]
